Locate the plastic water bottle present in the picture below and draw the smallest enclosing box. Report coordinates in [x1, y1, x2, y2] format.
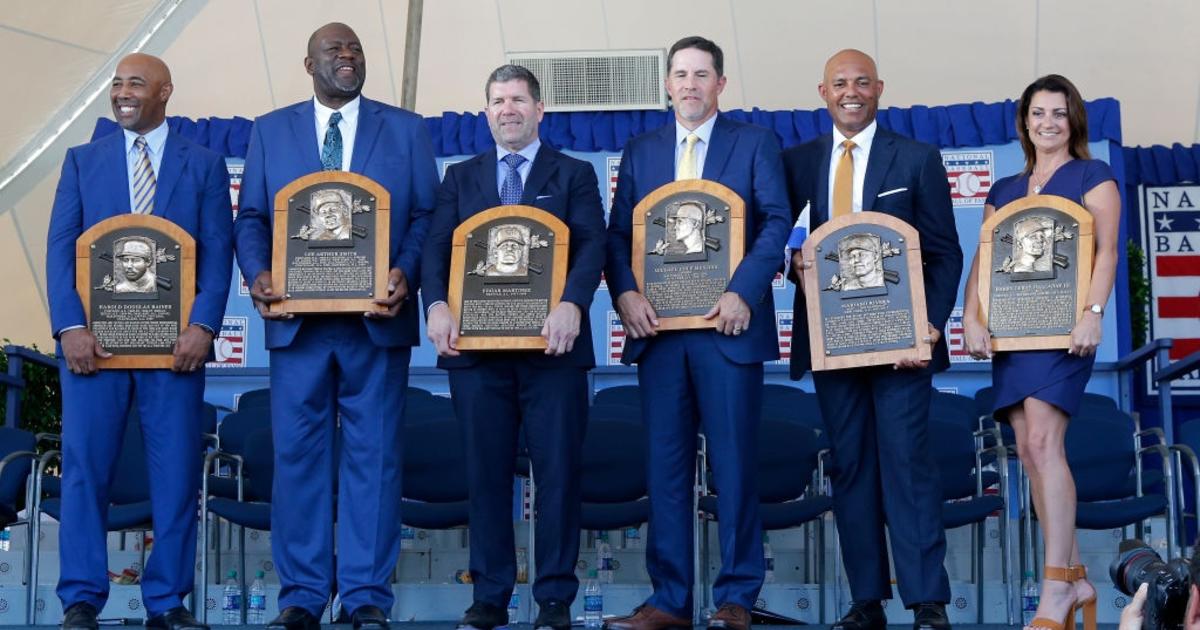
[622, 526, 641, 549]
[763, 533, 775, 583]
[584, 569, 603, 629]
[1021, 571, 1039, 626]
[0, 529, 10, 552]
[596, 532, 614, 584]
[248, 571, 266, 624]
[400, 526, 415, 550]
[222, 570, 242, 625]
[507, 591, 520, 625]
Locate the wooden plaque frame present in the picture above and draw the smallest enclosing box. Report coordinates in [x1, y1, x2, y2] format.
[270, 171, 390, 314]
[977, 194, 1094, 351]
[75, 214, 196, 369]
[801, 211, 930, 371]
[448, 205, 569, 351]
[631, 180, 745, 330]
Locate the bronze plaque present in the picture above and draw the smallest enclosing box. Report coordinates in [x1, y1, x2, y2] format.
[271, 171, 390, 314]
[75, 214, 196, 369]
[801, 211, 930, 370]
[449, 205, 568, 350]
[977, 195, 1094, 351]
[632, 180, 745, 329]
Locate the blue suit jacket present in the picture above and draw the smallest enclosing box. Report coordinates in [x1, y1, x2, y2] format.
[422, 144, 606, 369]
[233, 97, 439, 349]
[46, 130, 233, 345]
[782, 127, 963, 378]
[605, 116, 791, 365]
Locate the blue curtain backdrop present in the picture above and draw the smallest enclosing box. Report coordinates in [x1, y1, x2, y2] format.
[91, 98, 1125, 158]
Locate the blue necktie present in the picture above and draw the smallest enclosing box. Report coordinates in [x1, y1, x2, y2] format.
[501, 153, 526, 205]
[321, 111, 343, 171]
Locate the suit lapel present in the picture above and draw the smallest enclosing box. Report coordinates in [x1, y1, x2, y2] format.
[862, 130, 897, 212]
[813, 135, 833, 227]
[349, 98, 381, 174]
[521, 144, 557, 204]
[102, 132, 130, 217]
[153, 133, 187, 217]
[475, 150, 502, 208]
[290, 101, 324, 173]
[649, 124, 675, 191]
[701, 116, 735, 181]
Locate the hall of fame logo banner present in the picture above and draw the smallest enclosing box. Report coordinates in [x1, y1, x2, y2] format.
[225, 158, 244, 218]
[942, 151, 993, 207]
[947, 307, 987, 363]
[607, 310, 625, 365]
[207, 316, 247, 368]
[774, 310, 792, 365]
[606, 157, 621, 220]
[1141, 185, 1200, 395]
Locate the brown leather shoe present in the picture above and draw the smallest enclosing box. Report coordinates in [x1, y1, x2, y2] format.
[604, 604, 691, 630]
[707, 603, 751, 630]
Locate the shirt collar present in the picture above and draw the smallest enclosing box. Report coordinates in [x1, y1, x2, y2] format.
[313, 95, 361, 126]
[123, 120, 169, 156]
[676, 113, 718, 147]
[832, 119, 877, 155]
[496, 138, 541, 165]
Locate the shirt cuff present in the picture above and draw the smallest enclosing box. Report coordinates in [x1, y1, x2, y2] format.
[55, 324, 87, 339]
[426, 300, 447, 318]
[190, 322, 216, 336]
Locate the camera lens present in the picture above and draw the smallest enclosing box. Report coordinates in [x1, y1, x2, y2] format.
[1110, 539, 1165, 597]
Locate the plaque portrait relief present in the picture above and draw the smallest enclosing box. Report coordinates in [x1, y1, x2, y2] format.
[633, 180, 745, 329]
[801, 211, 929, 371]
[291, 188, 369, 243]
[76, 214, 195, 369]
[111, 236, 158, 295]
[466, 223, 549, 279]
[977, 195, 1094, 351]
[995, 214, 1075, 281]
[823, 233, 901, 295]
[272, 172, 390, 314]
[449, 206, 569, 350]
[649, 198, 725, 263]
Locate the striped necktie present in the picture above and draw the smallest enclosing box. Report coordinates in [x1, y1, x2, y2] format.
[321, 111, 343, 171]
[131, 136, 156, 215]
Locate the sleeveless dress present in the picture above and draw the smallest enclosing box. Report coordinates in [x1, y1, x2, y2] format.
[985, 159, 1116, 420]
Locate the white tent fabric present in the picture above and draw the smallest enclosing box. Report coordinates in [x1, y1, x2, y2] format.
[1, 0, 1198, 348]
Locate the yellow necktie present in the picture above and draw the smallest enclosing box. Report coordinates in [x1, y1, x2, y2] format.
[676, 133, 700, 181]
[832, 139, 856, 218]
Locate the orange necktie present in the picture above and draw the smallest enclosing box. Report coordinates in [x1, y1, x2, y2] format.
[832, 140, 856, 218]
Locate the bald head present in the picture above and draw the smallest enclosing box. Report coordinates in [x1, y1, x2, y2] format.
[305, 22, 366, 108]
[110, 53, 173, 134]
[818, 48, 883, 138]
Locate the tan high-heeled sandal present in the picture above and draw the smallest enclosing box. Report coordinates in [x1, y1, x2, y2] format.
[1027, 566, 1093, 630]
[1069, 564, 1097, 630]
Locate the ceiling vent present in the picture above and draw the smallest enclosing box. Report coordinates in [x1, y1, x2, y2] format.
[505, 49, 667, 112]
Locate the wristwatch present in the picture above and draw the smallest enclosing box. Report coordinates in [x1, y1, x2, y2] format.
[1085, 304, 1104, 315]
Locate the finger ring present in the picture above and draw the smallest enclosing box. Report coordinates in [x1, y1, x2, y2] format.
[733, 326, 743, 334]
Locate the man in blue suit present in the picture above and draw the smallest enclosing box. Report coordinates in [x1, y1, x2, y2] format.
[422, 64, 605, 630]
[46, 53, 232, 630]
[604, 37, 790, 630]
[782, 49, 963, 630]
[232, 22, 438, 630]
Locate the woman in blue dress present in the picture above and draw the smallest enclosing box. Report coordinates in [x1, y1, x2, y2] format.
[961, 74, 1120, 630]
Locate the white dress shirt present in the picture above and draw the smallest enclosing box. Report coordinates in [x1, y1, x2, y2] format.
[674, 114, 718, 177]
[313, 95, 360, 170]
[826, 120, 877, 214]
